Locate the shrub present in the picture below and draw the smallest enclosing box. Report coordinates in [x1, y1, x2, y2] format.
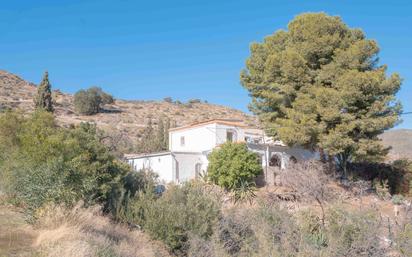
[188, 99, 201, 104]
[392, 194, 405, 205]
[74, 87, 114, 115]
[230, 180, 257, 204]
[395, 223, 412, 257]
[105, 168, 158, 219]
[189, 203, 301, 257]
[350, 160, 412, 196]
[213, 210, 257, 256]
[74, 89, 101, 115]
[187, 201, 391, 257]
[250, 203, 301, 256]
[325, 207, 387, 256]
[98, 88, 114, 105]
[163, 97, 173, 103]
[0, 111, 129, 215]
[298, 210, 328, 249]
[207, 142, 262, 191]
[392, 159, 412, 196]
[374, 179, 391, 200]
[280, 161, 332, 224]
[33, 203, 171, 257]
[125, 182, 221, 256]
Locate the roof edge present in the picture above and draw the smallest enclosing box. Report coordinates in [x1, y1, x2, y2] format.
[124, 151, 171, 159]
[169, 119, 249, 132]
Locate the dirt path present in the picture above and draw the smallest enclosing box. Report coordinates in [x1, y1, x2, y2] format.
[0, 204, 37, 257]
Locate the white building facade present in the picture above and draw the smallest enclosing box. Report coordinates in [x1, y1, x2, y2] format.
[125, 119, 317, 185]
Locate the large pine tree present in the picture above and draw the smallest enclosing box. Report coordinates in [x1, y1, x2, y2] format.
[34, 71, 54, 112]
[240, 13, 402, 177]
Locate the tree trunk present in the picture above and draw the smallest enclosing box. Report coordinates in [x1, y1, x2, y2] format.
[319, 148, 327, 163]
[342, 157, 348, 179]
[337, 152, 349, 180]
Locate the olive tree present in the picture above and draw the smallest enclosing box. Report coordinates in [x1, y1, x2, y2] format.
[74, 86, 114, 115]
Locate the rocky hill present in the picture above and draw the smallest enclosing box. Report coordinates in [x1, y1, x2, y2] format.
[1, 70, 410, 159]
[0, 70, 256, 148]
[380, 129, 412, 160]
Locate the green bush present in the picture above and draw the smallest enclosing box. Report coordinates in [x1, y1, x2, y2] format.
[207, 142, 262, 191]
[0, 111, 129, 215]
[105, 168, 158, 219]
[74, 87, 114, 115]
[392, 194, 405, 205]
[124, 182, 221, 256]
[230, 180, 257, 204]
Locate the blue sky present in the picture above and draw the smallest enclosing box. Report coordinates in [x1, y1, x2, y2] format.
[1, 0, 411, 128]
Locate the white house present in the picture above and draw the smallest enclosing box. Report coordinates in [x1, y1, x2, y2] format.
[124, 119, 317, 185]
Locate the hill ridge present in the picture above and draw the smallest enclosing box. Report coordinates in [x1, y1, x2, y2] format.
[1, 69, 410, 159]
[0, 70, 256, 151]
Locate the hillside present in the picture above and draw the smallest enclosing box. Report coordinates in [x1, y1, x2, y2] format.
[381, 129, 412, 160]
[2, 70, 411, 159]
[0, 70, 256, 149]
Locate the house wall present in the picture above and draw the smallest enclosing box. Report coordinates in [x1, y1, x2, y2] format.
[169, 124, 218, 152]
[247, 144, 318, 169]
[215, 123, 245, 145]
[127, 154, 174, 183]
[169, 122, 267, 153]
[283, 147, 319, 161]
[173, 153, 208, 182]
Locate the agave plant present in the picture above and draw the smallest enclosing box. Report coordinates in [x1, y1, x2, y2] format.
[231, 180, 257, 205]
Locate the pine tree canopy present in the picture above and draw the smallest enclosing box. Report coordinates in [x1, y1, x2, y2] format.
[34, 71, 54, 112]
[240, 13, 402, 175]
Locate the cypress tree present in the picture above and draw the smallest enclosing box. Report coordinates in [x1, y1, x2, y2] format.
[156, 118, 165, 150]
[163, 117, 171, 149]
[34, 71, 54, 112]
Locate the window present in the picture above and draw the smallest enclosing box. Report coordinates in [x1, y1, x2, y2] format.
[289, 156, 298, 164]
[226, 131, 234, 142]
[180, 136, 185, 146]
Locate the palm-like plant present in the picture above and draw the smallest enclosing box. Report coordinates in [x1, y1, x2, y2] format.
[231, 180, 257, 205]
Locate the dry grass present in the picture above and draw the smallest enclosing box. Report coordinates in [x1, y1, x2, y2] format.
[32, 203, 171, 257]
[0, 197, 171, 257]
[0, 200, 36, 257]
